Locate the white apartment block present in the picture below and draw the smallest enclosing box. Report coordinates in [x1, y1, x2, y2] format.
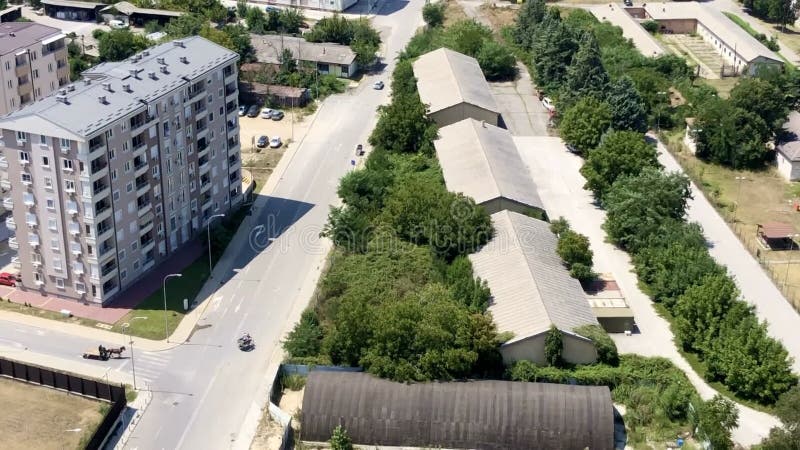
[0, 21, 69, 115]
[0, 36, 242, 305]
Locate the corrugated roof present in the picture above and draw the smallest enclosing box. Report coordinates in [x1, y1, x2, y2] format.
[779, 111, 800, 161]
[759, 221, 796, 240]
[413, 48, 499, 116]
[469, 211, 598, 343]
[643, 2, 781, 64]
[435, 118, 543, 211]
[301, 371, 614, 450]
[0, 22, 62, 56]
[250, 34, 356, 66]
[0, 36, 238, 139]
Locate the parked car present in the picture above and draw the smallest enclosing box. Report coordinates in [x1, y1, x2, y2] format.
[355, 144, 365, 156]
[109, 20, 128, 29]
[260, 107, 273, 119]
[541, 96, 555, 112]
[0, 272, 19, 287]
[372, 80, 384, 90]
[265, 6, 280, 12]
[257, 135, 269, 148]
[246, 105, 259, 117]
[270, 110, 284, 121]
[269, 136, 282, 148]
[238, 105, 248, 116]
[623, 0, 633, 6]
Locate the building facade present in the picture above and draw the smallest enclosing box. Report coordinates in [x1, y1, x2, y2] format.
[0, 36, 241, 305]
[0, 22, 69, 116]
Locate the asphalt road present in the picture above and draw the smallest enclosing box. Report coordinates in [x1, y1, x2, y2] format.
[0, 1, 425, 449]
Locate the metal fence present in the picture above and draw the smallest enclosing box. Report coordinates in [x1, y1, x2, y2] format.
[0, 356, 127, 450]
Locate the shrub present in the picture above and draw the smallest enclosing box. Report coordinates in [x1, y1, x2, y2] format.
[574, 324, 619, 366]
[642, 20, 659, 33]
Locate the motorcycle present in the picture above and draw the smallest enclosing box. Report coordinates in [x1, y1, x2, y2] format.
[238, 333, 255, 352]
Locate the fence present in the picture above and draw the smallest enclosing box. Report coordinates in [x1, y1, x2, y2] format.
[0, 356, 127, 450]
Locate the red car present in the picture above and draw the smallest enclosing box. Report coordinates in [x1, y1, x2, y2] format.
[0, 272, 20, 287]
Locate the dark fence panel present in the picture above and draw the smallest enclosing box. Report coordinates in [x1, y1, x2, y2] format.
[0, 356, 128, 450]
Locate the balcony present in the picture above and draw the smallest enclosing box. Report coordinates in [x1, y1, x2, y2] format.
[139, 219, 153, 235]
[28, 233, 39, 247]
[93, 181, 110, 199]
[3, 198, 12, 209]
[22, 194, 34, 207]
[228, 158, 241, 173]
[136, 180, 150, 197]
[140, 238, 155, 254]
[5, 217, 15, 230]
[1, 179, 11, 190]
[70, 243, 81, 255]
[66, 201, 78, 215]
[137, 201, 152, 217]
[96, 225, 113, 244]
[90, 165, 108, 183]
[134, 160, 148, 177]
[188, 84, 205, 101]
[25, 215, 37, 227]
[200, 180, 211, 193]
[11, 257, 20, 269]
[199, 158, 210, 175]
[224, 83, 237, 99]
[101, 265, 117, 283]
[8, 237, 17, 249]
[0, 157, 7, 169]
[73, 263, 84, 275]
[68, 222, 80, 236]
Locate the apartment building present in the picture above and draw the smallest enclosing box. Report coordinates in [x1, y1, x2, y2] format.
[0, 22, 69, 116]
[0, 36, 242, 305]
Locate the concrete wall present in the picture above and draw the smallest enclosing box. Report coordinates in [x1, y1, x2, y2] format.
[777, 152, 800, 181]
[657, 18, 697, 34]
[430, 103, 499, 128]
[500, 331, 598, 365]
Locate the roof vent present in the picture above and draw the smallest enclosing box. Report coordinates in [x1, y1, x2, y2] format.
[83, 79, 91, 85]
[481, 120, 486, 128]
[173, 40, 184, 48]
[142, 50, 149, 56]
[58, 88, 67, 95]
[67, 85, 75, 92]
[148, 71, 156, 80]
[102, 82, 112, 91]
[159, 65, 168, 74]
[157, 57, 166, 64]
[55, 95, 68, 104]
[179, 56, 188, 64]
[122, 84, 131, 92]
[129, 69, 139, 78]
[98, 96, 107, 104]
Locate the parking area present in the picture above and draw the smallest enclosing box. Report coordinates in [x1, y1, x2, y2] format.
[20, 6, 109, 56]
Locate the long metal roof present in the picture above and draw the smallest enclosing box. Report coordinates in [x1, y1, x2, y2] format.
[301, 371, 614, 450]
[412, 47, 499, 116]
[435, 118, 544, 212]
[469, 211, 598, 344]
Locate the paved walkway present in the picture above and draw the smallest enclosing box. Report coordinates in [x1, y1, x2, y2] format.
[514, 135, 779, 446]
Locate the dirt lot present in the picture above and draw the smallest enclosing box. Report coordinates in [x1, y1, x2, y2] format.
[0, 377, 105, 450]
[250, 388, 304, 450]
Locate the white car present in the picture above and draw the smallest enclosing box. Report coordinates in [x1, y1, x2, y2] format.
[109, 20, 128, 29]
[260, 108, 273, 119]
[269, 136, 282, 148]
[541, 96, 555, 112]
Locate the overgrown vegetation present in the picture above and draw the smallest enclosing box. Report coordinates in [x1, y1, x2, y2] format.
[723, 11, 781, 51]
[304, 14, 382, 67]
[550, 217, 596, 282]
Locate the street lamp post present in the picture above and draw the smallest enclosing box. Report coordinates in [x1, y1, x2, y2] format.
[121, 323, 137, 390]
[732, 176, 747, 226]
[207, 214, 225, 277]
[162, 273, 182, 342]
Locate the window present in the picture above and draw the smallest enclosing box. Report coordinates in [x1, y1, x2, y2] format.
[60, 138, 71, 150]
[42, 156, 49, 167]
[50, 238, 59, 250]
[16, 131, 27, 142]
[129, 222, 136, 234]
[48, 218, 57, 231]
[33, 69, 39, 79]
[121, 270, 127, 280]
[56, 278, 65, 288]
[105, 128, 113, 140]
[133, 260, 139, 270]
[53, 258, 62, 272]
[31, 253, 41, 265]
[34, 272, 42, 283]
[124, 161, 131, 172]
[40, 135, 47, 145]
[122, 141, 129, 152]
[21, 173, 32, 184]
[126, 182, 133, 193]
[109, 149, 116, 160]
[75, 282, 86, 293]
[111, 169, 117, 180]
[19, 151, 29, 162]
[131, 241, 138, 251]
[64, 180, 75, 192]
[62, 159, 73, 171]
[113, 190, 120, 201]
[4, 61, 9, 70]
[44, 177, 52, 189]
[155, 204, 162, 214]
[119, 249, 126, 261]
[46, 198, 54, 209]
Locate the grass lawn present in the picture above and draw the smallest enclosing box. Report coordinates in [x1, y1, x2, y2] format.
[698, 77, 738, 98]
[724, 11, 760, 36]
[0, 377, 106, 450]
[0, 299, 102, 329]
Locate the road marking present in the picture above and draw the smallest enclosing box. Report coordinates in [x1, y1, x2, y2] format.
[234, 296, 245, 313]
[174, 368, 220, 450]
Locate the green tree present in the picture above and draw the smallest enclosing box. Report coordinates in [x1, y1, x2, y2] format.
[604, 168, 692, 252]
[514, 0, 546, 50]
[330, 425, 353, 450]
[695, 395, 739, 450]
[69, 55, 90, 81]
[729, 77, 789, 134]
[369, 92, 438, 155]
[531, 11, 577, 91]
[549, 216, 571, 236]
[164, 13, 205, 37]
[544, 326, 564, 367]
[761, 385, 800, 449]
[476, 41, 517, 81]
[244, 6, 270, 34]
[556, 230, 595, 282]
[439, 19, 493, 57]
[574, 324, 619, 366]
[694, 98, 770, 169]
[674, 274, 739, 354]
[236, 0, 248, 18]
[560, 97, 612, 154]
[278, 8, 305, 34]
[97, 29, 150, 62]
[445, 256, 491, 312]
[283, 309, 323, 357]
[564, 31, 609, 103]
[580, 130, 659, 200]
[606, 76, 648, 132]
[422, 2, 446, 28]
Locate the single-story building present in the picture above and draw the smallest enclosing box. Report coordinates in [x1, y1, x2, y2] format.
[301, 371, 615, 450]
[238, 81, 309, 107]
[260, 0, 358, 13]
[469, 210, 600, 365]
[757, 222, 798, 250]
[0, 6, 22, 23]
[413, 48, 500, 127]
[101, 2, 183, 27]
[250, 34, 358, 78]
[42, 0, 104, 22]
[585, 276, 635, 334]
[435, 118, 546, 218]
[777, 111, 800, 181]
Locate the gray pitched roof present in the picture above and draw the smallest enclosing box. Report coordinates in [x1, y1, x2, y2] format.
[250, 34, 356, 66]
[779, 111, 800, 161]
[0, 36, 238, 139]
[435, 118, 543, 211]
[0, 22, 62, 56]
[413, 48, 499, 116]
[469, 211, 598, 343]
[101, 1, 183, 17]
[301, 371, 614, 450]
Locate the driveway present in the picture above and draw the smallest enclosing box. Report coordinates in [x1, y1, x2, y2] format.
[514, 136, 779, 446]
[489, 62, 551, 136]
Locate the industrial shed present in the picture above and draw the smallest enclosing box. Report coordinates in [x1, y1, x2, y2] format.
[469, 211, 600, 365]
[413, 48, 500, 127]
[435, 118, 545, 218]
[301, 371, 615, 450]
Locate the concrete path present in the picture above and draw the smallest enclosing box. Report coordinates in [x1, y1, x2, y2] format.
[514, 136, 780, 447]
[489, 63, 552, 136]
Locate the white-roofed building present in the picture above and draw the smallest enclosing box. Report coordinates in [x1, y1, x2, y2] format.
[469, 211, 599, 365]
[777, 111, 800, 181]
[413, 48, 500, 127]
[435, 118, 545, 217]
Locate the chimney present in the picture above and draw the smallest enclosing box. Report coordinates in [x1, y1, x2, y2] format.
[173, 40, 184, 48]
[129, 69, 139, 78]
[157, 57, 165, 64]
[98, 96, 107, 104]
[148, 71, 156, 80]
[160, 65, 168, 74]
[58, 88, 67, 95]
[179, 56, 188, 64]
[122, 84, 131, 92]
[102, 82, 112, 91]
[55, 95, 68, 104]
